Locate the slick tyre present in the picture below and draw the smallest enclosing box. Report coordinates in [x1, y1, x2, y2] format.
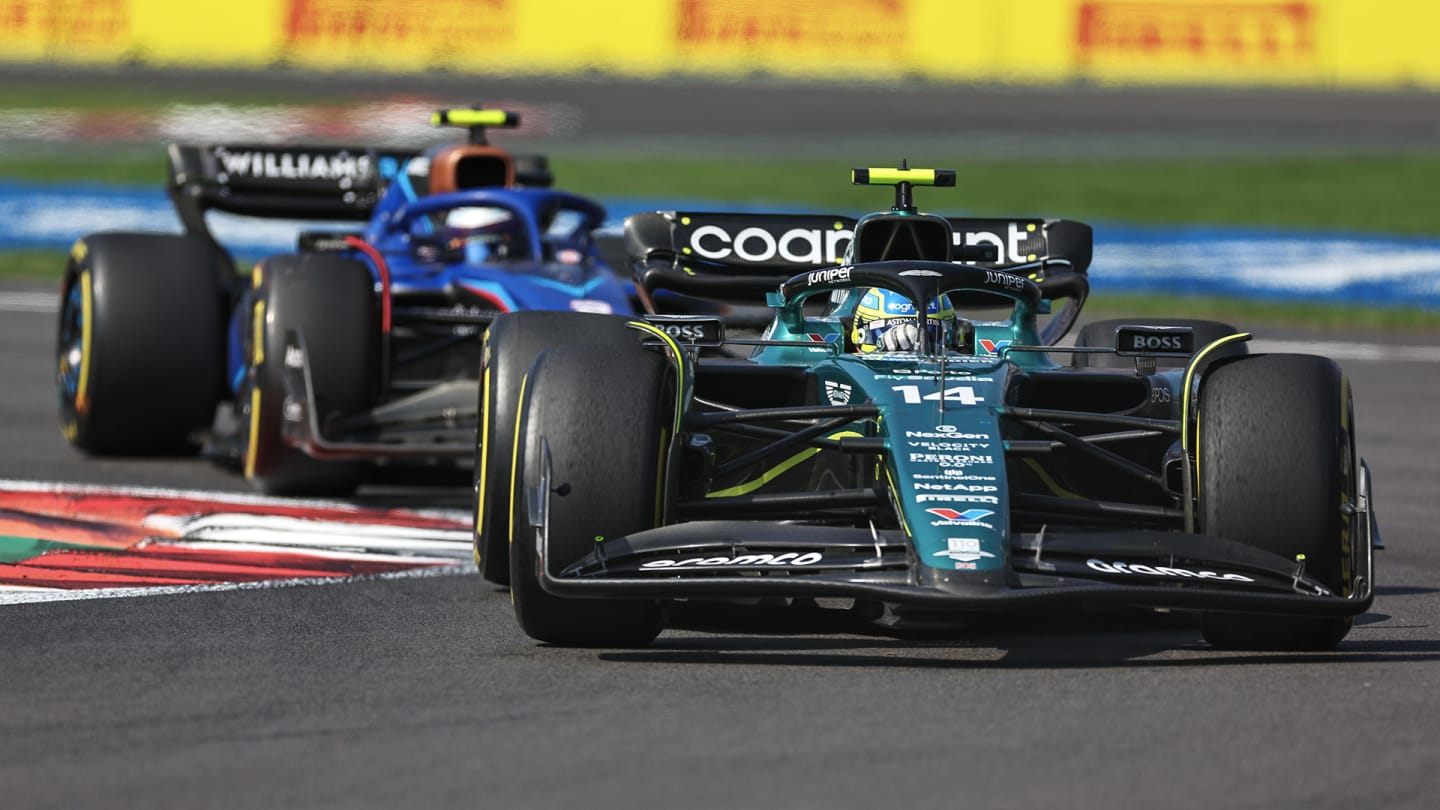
[1197, 354, 1358, 651]
[1072, 318, 1244, 369]
[57, 233, 228, 455]
[509, 344, 669, 646]
[475, 311, 639, 585]
[242, 254, 377, 496]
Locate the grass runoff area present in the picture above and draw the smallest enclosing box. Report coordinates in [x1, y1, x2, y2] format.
[2, 79, 1439, 329]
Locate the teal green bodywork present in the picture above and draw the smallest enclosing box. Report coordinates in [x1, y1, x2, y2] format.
[747, 264, 1062, 578]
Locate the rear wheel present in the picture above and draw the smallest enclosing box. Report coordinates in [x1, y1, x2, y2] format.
[57, 233, 228, 455]
[475, 311, 640, 584]
[242, 254, 378, 496]
[1072, 317, 1244, 369]
[1197, 354, 1357, 650]
[509, 344, 669, 646]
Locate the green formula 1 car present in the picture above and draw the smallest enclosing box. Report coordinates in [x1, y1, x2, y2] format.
[474, 166, 1378, 650]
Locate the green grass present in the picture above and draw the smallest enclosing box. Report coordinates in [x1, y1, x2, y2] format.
[0, 250, 70, 280]
[5, 146, 1440, 329]
[1084, 294, 1440, 332]
[0, 150, 168, 186]
[555, 154, 1440, 237]
[7, 150, 1440, 236]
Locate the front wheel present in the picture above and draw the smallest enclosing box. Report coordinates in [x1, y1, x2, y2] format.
[509, 343, 670, 646]
[475, 311, 641, 585]
[1197, 354, 1358, 650]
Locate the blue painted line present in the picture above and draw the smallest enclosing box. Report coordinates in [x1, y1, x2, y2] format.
[4, 181, 1439, 307]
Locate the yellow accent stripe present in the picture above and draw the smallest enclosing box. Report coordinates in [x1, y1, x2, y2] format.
[506, 372, 529, 546]
[706, 431, 863, 498]
[243, 386, 261, 480]
[883, 466, 910, 537]
[1023, 458, 1083, 499]
[475, 362, 492, 545]
[74, 270, 93, 415]
[70, 239, 87, 263]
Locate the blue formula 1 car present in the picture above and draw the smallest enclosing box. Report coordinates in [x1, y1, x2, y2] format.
[56, 109, 634, 495]
[478, 166, 1379, 651]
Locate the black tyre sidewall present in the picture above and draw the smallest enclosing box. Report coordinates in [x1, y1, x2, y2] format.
[244, 254, 377, 496]
[476, 311, 639, 584]
[508, 343, 669, 646]
[1198, 353, 1356, 650]
[59, 233, 228, 454]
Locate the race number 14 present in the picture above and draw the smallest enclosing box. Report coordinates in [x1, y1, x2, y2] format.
[891, 385, 984, 405]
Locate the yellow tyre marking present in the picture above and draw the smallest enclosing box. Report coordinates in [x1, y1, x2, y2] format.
[506, 372, 529, 546]
[244, 386, 261, 480]
[251, 299, 266, 366]
[244, 293, 268, 481]
[1181, 332, 1250, 454]
[474, 363, 492, 558]
[625, 321, 685, 434]
[1182, 332, 1252, 502]
[74, 270, 94, 416]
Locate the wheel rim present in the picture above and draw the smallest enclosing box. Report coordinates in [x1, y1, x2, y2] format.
[57, 274, 91, 423]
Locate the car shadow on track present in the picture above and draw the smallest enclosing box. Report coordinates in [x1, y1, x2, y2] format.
[586, 601, 1440, 669]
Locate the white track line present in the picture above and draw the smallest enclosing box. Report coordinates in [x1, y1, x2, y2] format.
[0, 291, 58, 312]
[0, 562, 477, 606]
[1248, 338, 1440, 363]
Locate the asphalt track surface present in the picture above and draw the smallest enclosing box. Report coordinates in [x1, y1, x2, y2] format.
[5, 74, 1440, 809]
[4, 285, 1440, 808]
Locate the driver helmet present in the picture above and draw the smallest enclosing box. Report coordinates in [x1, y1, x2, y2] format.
[851, 288, 957, 353]
[440, 207, 526, 262]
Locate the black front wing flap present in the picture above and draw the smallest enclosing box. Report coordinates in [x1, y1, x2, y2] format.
[524, 442, 1375, 619]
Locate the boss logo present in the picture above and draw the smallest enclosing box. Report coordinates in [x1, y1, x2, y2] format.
[1116, 326, 1194, 356]
[661, 324, 708, 340]
[1130, 335, 1185, 350]
[641, 316, 725, 346]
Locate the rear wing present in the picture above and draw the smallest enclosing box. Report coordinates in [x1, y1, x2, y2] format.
[167, 143, 418, 234]
[166, 142, 554, 237]
[625, 210, 1092, 303]
[625, 211, 853, 303]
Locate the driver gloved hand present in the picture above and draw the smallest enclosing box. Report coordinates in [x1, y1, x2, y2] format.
[878, 323, 921, 351]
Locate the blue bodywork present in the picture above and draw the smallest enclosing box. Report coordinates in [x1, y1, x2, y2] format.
[225, 172, 634, 394]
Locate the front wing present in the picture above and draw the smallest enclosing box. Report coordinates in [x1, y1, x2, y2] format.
[525, 445, 1376, 619]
